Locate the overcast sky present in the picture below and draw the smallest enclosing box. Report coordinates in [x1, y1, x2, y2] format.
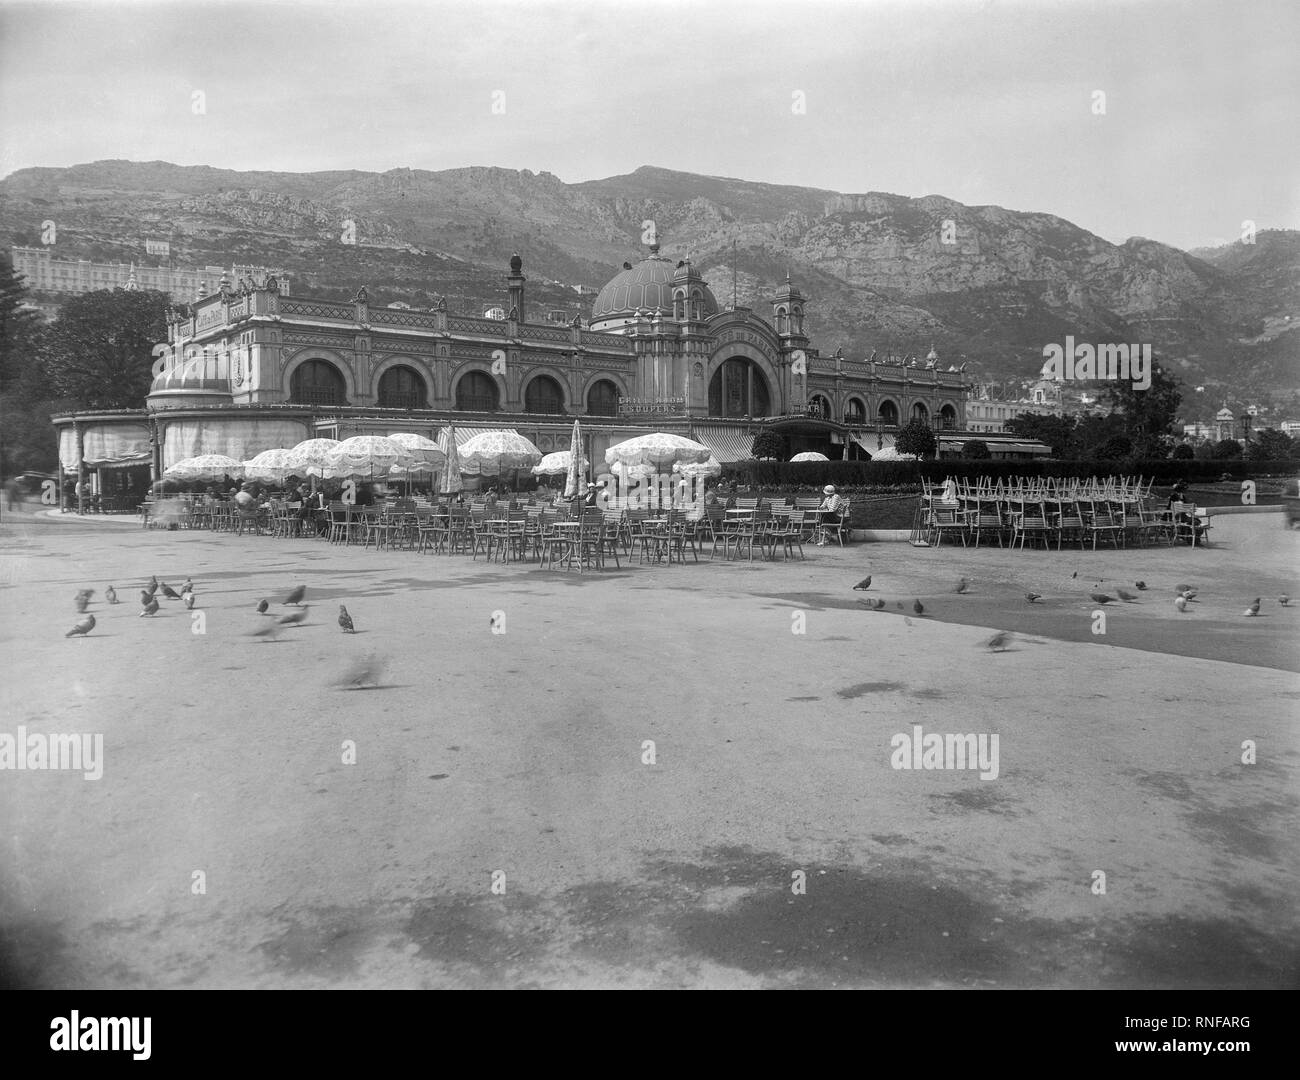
[1, 0, 1294, 251]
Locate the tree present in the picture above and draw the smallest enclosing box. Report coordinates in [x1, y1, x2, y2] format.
[1103, 357, 1182, 456]
[41, 288, 170, 409]
[1212, 439, 1243, 460]
[750, 430, 786, 460]
[1005, 412, 1075, 457]
[961, 439, 991, 459]
[1171, 443, 1194, 460]
[1092, 434, 1133, 460]
[0, 252, 45, 398]
[1247, 428, 1295, 462]
[895, 418, 937, 459]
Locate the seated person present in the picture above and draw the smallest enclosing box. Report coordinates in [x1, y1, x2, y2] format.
[1167, 482, 1207, 543]
[818, 485, 844, 515]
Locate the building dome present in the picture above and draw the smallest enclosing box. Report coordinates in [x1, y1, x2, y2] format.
[590, 252, 719, 329]
[148, 354, 233, 407]
[1215, 407, 1234, 422]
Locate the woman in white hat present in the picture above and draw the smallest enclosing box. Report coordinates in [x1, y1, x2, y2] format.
[818, 484, 843, 514]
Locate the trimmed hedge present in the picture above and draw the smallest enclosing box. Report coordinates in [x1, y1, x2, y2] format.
[720, 458, 1298, 488]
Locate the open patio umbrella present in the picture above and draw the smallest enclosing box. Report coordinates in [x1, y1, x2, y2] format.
[869, 445, 918, 461]
[605, 432, 711, 470]
[440, 425, 464, 496]
[459, 430, 543, 477]
[164, 454, 245, 482]
[531, 450, 579, 476]
[243, 447, 299, 484]
[284, 438, 341, 479]
[325, 435, 414, 479]
[672, 456, 722, 478]
[790, 451, 829, 462]
[386, 432, 446, 468]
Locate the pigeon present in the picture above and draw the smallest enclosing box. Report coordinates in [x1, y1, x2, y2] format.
[284, 585, 306, 606]
[74, 593, 89, 613]
[65, 614, 95, 638]
[1134, 581, 1146, 591]
[1116, 588, 1138, 602]
[79, 588, 95, 601]
[913, 599, 925, 616]
[857, 597, 886, 610]
[256, 599, 270, 615]
[1179, 589, 1197, 602]
[184, 592, 196, 610]
[180, 578, 194, 595]
[1090, 593, 1115, 604]
[335, 655, 385, 690]
[1173, 596, 1188, 613]
[984, 630, 1012, 652]
[955, 577, 971, 594]
[1280, 595, 1291, 607]
[145, 576, 158, 596]
[278, 605, 309, 626]
[140, 589, 153, 606]
[1025, 592, 1042, 603]
[105, 586, 118, 604]
[1244, 598, 1261, 617]
[896, 601, 905, 610]
[1175, 583, 1192, 594]
[249, 621, 280, 641]
[1071, 571, 1078, 579]
[161, 582, 181, 600]
[338, 605, 354, 633]
[140, 595, 159, 617]
[852, 576, 872, 591]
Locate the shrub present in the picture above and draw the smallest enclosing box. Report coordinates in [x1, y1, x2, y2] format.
[1212, 439, 1243, 460]
[1171, 444, 1194, 460]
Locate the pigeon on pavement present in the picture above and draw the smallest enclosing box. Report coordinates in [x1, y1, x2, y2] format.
[1279, 595, 1290, 607]
[1025, 592, 1042, 603]
[1244, 598, 1261, 616]
[145, 577, 158, 596]
[338, 605, 354, 633]
[852, 576, 872, 591]
[984, 631, 1012, 652]
[278, 605, 309, 626]
[1134, 581, 1147, 591]
[1116, 588, 1138, 602]
[1175, 583, 1192, 594]
[161, 582, 181, 600]
[1174, 596, 1188, 613]
[105, 586, 118, 604]
[140, 595, 159, 617]
[249, 621, 280, 641]
[184, 592, 196, 610]
[335, 655, 386, 690]
[74, 593, 89, 613]
[857, 597, 886, 610]
[955, 577, 971, 594]
[256, 599, 270, 614]
[66, 614, 95, 638]
[913, 599, 925, 616]
[284, 585, 306, 606]
[180, 578, 194, 595]
[1090, 593, 1115, 604]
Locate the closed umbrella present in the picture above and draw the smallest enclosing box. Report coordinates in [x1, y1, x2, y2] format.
[440, 425, 463, 496]
[563, 420, 584, 499]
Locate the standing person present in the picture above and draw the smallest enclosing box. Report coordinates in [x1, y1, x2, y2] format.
[2, 477, 19, 513]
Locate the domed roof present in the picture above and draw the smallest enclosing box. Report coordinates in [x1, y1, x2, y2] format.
[149, 354, 233, 400]
[591, 251, 719, 326]
[1215, 407, 1234, 421]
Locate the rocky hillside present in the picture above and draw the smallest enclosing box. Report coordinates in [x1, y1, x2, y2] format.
[2, 160, 1295, 410]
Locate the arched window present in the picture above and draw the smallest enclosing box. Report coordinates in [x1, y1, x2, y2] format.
[377, 365, 427, 409]
[939, 404, 957, 431]
[775, 307, 788, 334]
[691, 290, 703, 321]
[878, 400, 899, 426]
[587, 379, 620, 417]
[673, 290, 685, 320]
[290, 359, 346, 406]
[807, 394, 832, 420]
[845, 397, 866, 425]
[524, 375, 565, 415]
[911, 402, 930, 425]
[708, 358, 771, 418]
[455, 371, 499, 412]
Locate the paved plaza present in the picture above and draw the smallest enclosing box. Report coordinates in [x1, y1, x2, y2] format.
[1, 505, 1296, 989]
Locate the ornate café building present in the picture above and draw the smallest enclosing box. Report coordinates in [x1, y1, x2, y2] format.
[53, 245, 1004, 504]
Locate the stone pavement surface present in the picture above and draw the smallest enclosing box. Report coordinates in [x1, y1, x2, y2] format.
[1, 506, 1296, 988]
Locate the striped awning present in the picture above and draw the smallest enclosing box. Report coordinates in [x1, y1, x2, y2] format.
[852, 433, 896, 453]
[690, 424, 755, 463]
[436, 426, 518, 454]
